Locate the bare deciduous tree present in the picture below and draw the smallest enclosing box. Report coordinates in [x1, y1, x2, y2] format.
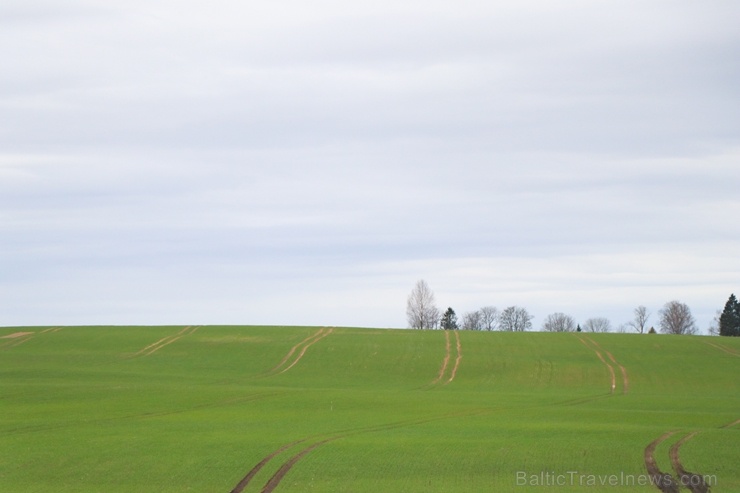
[627, 306, 650, 334]
[583, 317, 611, 333]
[406, 280, 439, 330]
[708, 309, 721, 336]
[542, 312, 576, 332]
[479, 306, 499, 331]
[659, 300, 697, 335]
[461, 310, 483, 331]
[499, 306, 533, 332]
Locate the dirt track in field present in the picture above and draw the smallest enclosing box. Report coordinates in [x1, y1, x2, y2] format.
[644, 432, 680, 493]
[270, 329, 327, 371]
[1, 328, 62, 349]
[606, 351, 629, 393]
[1, 331, 34, 339]
[277, 329, 333, 374]
[429, 330, 461, 387]
[229, 439, 307, 493]
[703, 341, 740, 357]
[577, 336, 630, 394]
[0, 333, 34, 349]
[447, 330, 462, 384]
[259, 438, 339, 493]
[228, 409, 487, 493]
[431, 330, 451, 385]
[135, 326, 200, 356]
[266, 328, 333, 376]
[578, 337, 616, 394]
[669, 433, 711, 493]
[644, 419, 737, 493]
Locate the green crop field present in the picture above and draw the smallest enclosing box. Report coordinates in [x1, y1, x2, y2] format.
[1, 326, 738, 492]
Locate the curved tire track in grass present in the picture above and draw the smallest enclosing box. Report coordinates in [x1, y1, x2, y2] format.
[669, 432, 711, 493]
[265, 328, 333, 376]
[268, 329, 327, 373]
[645, 432, 680, 493]
[645, 419, 736, 493]
[446, 330, 462, 384]
[577, 337, 616, 394]
[703, 341, 740, 357]
[229, 439, 308, 493]
[430, 330, 451, 385]
[0, 332, 35, 349]
[40, 327, 64, 334]
[1, 327, 62, 349]
[135, 326, 200, 357]
[428, 330, 462, 387]
[583, 336, 629, 394]
[228, 409, 487, 493]
[278, 329, 333, 375]
[259, 438, 339, 493]
[606, 351, 629, 394]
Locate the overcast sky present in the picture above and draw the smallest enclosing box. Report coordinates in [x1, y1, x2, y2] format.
[2, 0, 739, 331]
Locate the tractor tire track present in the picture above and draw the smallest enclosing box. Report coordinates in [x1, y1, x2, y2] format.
[257, 409, 488, 492]
[578, 337, 616, 394]
[229, 439, 308, 493]
[445, 330, 462, 384]
[428, 330, 462, 387]
[1, 328, 62, 349]
[228, 409, 487, 493]
[269, 329, 328, 373]
[703, 341, 740, 357]
[0, 333, 35, 349]
[553, 394, 613, 407]
[583, 336, 629, 394]
[261, 328, 333, 377]
[645, 432, 680, 493]
[604, 350, 629, 394]
[277, 329, 333, 375]
[134, 326, 200, 357]
[40, 327, 63, 334]
[669, 433, 711, 493]
[260, 438, 339, 493]
[430, 330, 451, 385]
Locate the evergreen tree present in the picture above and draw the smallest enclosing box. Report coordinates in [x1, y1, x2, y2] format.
[719, 293, 740, 337]
[440, 307, 458, 330]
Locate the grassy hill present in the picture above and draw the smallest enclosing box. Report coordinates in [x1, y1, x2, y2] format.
[1, 325, 738, 492]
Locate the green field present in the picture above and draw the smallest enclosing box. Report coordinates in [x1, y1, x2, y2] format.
[1, 326, 738, 492]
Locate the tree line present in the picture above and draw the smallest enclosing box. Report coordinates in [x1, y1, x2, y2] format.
[406, 280, 740, 336]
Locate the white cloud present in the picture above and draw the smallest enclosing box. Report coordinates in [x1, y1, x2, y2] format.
[1, 1, 738, 330]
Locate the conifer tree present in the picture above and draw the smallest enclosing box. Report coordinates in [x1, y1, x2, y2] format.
[719, 293, 740, 337]
[440, 307, 458, 330]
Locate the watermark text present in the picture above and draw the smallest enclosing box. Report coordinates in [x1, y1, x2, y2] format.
[515, 471, 717, 488]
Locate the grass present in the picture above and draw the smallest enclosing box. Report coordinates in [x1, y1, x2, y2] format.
[0, 325, 738, 492]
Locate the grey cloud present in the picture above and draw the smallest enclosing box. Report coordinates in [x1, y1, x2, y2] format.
[1, 1, 738, 328]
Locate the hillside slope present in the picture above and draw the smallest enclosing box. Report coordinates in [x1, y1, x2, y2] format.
[1, 326, 738, 492]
